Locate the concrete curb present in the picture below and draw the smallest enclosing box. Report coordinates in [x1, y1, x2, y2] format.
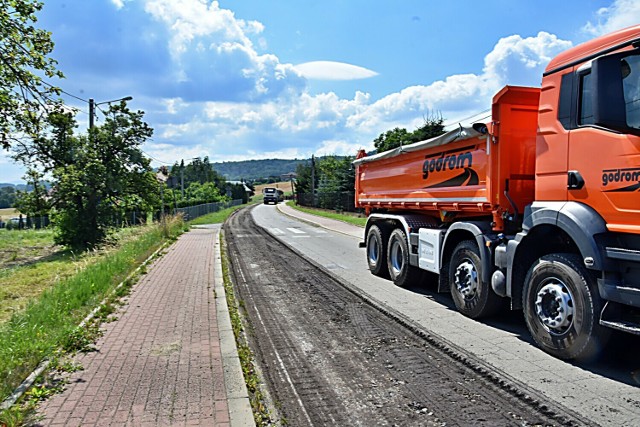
[214, 230, 255, 427]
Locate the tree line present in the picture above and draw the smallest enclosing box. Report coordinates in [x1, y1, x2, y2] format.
[294, 116, 446, 209]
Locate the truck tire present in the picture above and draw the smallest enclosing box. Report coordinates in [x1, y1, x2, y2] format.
[366, 225, 389, 278]
[449, 240, 502, 319]
[387, 228, 422, 288]
[522, 253, 610, 361]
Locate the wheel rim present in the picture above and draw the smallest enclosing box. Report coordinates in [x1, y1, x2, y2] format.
[368, 235, 379, 265]
[454, 260, 478, 299]
[389, 239, 403, 275]
[534, 279, 574, 334]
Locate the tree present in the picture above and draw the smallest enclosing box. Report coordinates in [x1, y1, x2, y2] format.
[294, 161, 314, 194]
[0, 0, 63, 149]
[169, 156, 228, 205]
[373, 127, 411, 153]
[14, 168, 50, 220]
[373, 115, 446, 153]
[410, 114, 445, 143]
[13, 102, 159, 248]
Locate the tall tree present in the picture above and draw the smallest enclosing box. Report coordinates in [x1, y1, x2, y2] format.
[14, 102, 159, 248]
[0, 0, 63, 149]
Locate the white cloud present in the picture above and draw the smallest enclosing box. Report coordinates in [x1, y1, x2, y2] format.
[110, 0, 125, 9]
[483, 32, 573, 83]
[139, 1, 571, 156]
[143, 0, 305, 102]
[293, 61, 379, 81]
[316, 139, 367, 157]
[583, 0, 640, 36]
[346, 32, 571, 132]
[163, 98, 188, 114]
[141, 29, 574, 166]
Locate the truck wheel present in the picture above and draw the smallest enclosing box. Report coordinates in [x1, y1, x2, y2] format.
[366, 225, 389, 278]
[449, 240, 502, 319]
[387, 228, 422, 287]
[523, 253, 610, 360]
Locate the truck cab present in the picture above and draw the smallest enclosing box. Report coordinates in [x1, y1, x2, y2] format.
[263, 187, 282, 204]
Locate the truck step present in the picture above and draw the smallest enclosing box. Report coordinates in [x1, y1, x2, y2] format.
[599, 319, 640, 335]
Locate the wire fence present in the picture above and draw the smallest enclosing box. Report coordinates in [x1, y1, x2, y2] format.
[173, 199, 243, 221]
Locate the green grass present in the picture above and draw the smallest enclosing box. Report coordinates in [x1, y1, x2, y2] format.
[0, 216, 186, 403]
[285, 201, 367, 227]
[188, 204, 249, 225]
[0, 226, 174, 325]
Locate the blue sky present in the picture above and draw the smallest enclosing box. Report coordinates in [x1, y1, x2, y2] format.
[1, 0, 640, 183]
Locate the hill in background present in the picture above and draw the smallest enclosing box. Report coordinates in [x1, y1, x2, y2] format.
[212, 158, 307, 181]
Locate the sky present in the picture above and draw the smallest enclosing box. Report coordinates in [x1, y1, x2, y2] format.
[1, 0, 640, 183]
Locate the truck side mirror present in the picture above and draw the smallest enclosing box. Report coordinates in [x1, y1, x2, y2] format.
[592, 51, 640, 136]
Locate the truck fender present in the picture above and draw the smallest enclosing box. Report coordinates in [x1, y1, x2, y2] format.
[522, 201, 609, 270]
[505, 201, 611, 307]
[442, 221, 494, 285]
[365, 214, 411, 239]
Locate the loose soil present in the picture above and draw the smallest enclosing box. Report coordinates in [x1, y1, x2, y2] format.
[224, 206, 592, 426]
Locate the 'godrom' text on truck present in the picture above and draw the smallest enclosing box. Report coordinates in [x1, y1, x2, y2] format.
[354, 25, 640, 360]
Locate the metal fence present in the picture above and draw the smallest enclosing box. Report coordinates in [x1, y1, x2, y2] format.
[173, 199, 243, 221]
[297, 191, 357, 212]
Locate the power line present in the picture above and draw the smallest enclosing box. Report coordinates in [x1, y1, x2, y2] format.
[444, 108, 491, 127]
[142, 149, 175, 165]
[42, 80, 89, 104]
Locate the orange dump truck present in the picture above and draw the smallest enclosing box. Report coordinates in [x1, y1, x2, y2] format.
[354, 25, 640, 360]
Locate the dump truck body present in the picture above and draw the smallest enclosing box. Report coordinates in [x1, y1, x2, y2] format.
[355, 86, 540, 231]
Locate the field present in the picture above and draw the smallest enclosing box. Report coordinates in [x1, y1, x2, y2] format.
[0, 208, 20, 220]
[254, 181, 294, 195]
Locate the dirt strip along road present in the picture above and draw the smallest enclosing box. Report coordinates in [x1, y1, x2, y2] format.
[224, 206, 593, 426]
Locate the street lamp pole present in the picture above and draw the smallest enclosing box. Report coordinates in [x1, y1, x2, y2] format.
[88, 96, 133, 129]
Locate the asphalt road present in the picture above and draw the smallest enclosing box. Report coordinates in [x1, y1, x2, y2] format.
[226, 206, 586, 426]
[251, 203, 640, 427]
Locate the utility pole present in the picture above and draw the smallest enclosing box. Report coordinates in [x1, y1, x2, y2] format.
[89, 99, 95, 129]
[311, 155, 316, 207]
[88, 96, 132, 129]
[180, 160, 185, 199]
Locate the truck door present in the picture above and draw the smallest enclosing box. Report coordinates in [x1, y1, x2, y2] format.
[567, 52, 640, 233]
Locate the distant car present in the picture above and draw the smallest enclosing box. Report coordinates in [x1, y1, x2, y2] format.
[263, 187, 279, 204]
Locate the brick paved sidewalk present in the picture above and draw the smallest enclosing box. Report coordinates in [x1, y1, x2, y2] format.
[35, 226, 249, 426]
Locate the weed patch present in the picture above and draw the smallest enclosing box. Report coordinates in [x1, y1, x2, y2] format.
[220, 236, 272, 426]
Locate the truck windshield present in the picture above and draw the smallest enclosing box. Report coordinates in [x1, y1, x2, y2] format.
[622, 55, 640, 129]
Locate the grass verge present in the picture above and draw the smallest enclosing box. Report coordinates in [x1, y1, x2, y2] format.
[0, 216, 187, 406]
[188, 204, 248, 226]
[285, 201, 367, 227]
[220, 234, 272, 426]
